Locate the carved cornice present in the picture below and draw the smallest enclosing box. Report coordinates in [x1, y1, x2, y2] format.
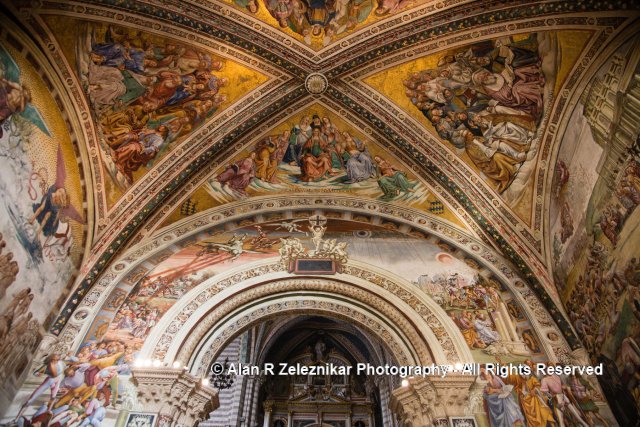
[390, 376, 477, 422]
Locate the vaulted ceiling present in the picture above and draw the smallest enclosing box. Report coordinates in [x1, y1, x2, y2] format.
[3, 0, 639, 346]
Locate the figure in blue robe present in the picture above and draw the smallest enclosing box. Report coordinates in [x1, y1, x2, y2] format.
[344, 138, 375, 183]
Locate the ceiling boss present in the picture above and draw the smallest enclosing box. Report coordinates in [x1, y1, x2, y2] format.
[305, 73, 329, 95]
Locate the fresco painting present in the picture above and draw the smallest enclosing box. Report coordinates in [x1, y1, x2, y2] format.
[480, 361, 611, 427]
[10, 211, 599, 427]
[365, 31, 592, 220]
[10, 225, 286, 422]
[399, 248, 536, 364]
[0, 40, 85, 393]
[46, 18, 268, 201]
[6, 220, 546, 420]
[227, 0, 422, 49]
[550, 39, 640, 424]
[102, 218, 545, 363]
[102, 236, 280, 347]
[1, 2, 637, 426]
[207, 106, 422, 201]
[151, 105, 468, 229]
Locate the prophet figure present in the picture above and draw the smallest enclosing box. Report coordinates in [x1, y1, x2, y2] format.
[216, 152, 257, 195]
[283, 116, 312, 166]
[453, 129, 521, 193]
[449, 311, 486, 349]
[375, 0, 412, 16]
[112, 126, 170, 182]
[254, 137, 280, 182]
[343, 132, 375, 183]
[473, 313, 500, 345]
[506, 361, 555, 427]
[482, 368, 526, 427]
[373, 155, 415, 199]
[566, 374, 610, 427]
[471, 64, 544, 120]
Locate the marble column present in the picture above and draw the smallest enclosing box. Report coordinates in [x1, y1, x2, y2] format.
[263, 400, 273, 427]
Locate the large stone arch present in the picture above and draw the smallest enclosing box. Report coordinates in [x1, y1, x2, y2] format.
[139, 262, 475, 372]
[44, 196, 575, 371]
[187, 292, 420, 372]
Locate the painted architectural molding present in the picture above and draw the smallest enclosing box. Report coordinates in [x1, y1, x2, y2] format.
[43, 196, 575, 371]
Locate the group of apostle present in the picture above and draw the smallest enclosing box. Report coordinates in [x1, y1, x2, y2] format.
[481, 360, 609, 427]
[216, 113, 416, 199]
[85, 26, 228, 184]
[236, 0, 412, 46]
[404, 36, 545, 193]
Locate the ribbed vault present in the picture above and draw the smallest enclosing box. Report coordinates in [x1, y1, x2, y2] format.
[1, 0, 640, 424]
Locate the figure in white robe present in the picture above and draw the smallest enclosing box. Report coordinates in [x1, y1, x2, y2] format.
[474, 313, 501, 345]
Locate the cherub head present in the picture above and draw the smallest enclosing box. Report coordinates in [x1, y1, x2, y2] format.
[7, 84, 31, 112]
[246, 0, 259, 13]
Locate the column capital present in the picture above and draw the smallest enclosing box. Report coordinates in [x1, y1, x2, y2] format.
[263, 399, 274, 411]
[131, 367, 219, 427]
[390, 375, 477, 424]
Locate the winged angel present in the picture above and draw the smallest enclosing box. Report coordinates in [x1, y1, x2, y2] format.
[195, 233, 263, 261]
[0, 44, 50, 139]
[7, 145, 84, 264]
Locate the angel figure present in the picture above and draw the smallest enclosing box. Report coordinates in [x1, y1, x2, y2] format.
[272, 220, 307, 235]
[278, 236, 305, 267]
[0, 44, 50, 138]
[319, 239, 348, 263]
[309, 224, 326, 254]
[197, 233, 262, 262]
[28, 145, 84, 245]
[331, 241, 348, 264]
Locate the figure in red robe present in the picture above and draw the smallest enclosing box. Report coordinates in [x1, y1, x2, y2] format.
[216, 152, 257, 196]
